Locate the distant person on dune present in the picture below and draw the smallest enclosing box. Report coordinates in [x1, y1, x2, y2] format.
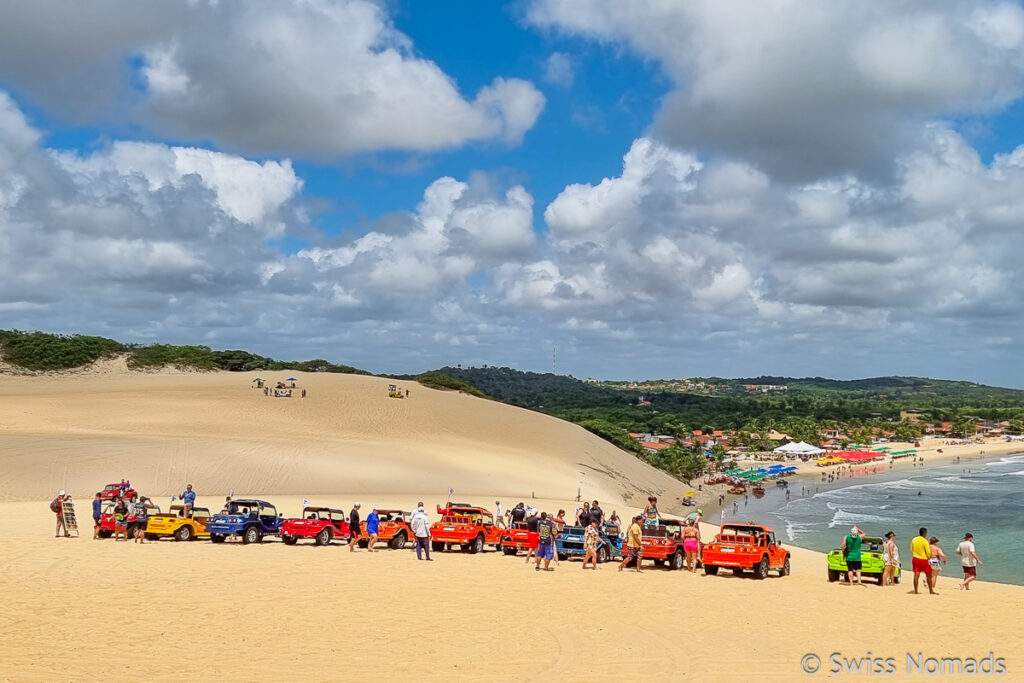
[911, 528, 934, 595]
[50, 490, 70, 538]
[348, 503, 361, 552]
[957, 533, 981, 590]
[411, 503, 432, 561]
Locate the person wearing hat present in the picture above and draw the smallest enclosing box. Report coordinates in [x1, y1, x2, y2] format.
[841, 525, 867, 585]
[50, 490, 70, 538]
[348, 502, 362, 552]
[365, 505, 380, 551]
[618, 515, 645, 573]
[686, 508, 703, 525]
[956, 533, 982, 590]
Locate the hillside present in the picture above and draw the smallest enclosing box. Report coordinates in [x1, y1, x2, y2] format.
[0, 367, 691, 506]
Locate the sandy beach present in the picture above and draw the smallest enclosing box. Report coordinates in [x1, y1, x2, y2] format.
[2, 368, 1023, 681]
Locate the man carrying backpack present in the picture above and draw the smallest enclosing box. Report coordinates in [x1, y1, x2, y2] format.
[50, 490, 70, 537]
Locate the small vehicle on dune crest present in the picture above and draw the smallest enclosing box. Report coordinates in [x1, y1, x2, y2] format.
[144, 505, 211, 541]
[98, 482, 137, 501]
[555, 524, 623, 563]
[205, 499, 283, 544]
[282, 507, 351, 546]
[827, 537, 900, 585]
[360, 509, 413, 550]
[430, 504, 503, 554]
[701, 522, 790, 580]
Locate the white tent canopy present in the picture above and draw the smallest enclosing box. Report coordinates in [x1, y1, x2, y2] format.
[773, 441, 824, 456]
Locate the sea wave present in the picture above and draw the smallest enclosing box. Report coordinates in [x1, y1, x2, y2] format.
[826, 505, 897, 528]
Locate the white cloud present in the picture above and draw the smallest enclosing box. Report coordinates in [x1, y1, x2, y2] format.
[0, 0, 545, 157]
[543, 52, 574, 87]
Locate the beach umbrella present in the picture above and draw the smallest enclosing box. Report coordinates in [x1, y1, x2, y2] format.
[685, 492, 696, 497]
[286, 377, 297, 381]
[252, 377, 264, 381]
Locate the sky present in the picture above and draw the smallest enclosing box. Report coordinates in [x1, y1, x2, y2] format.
[1, 1, 1024, 386]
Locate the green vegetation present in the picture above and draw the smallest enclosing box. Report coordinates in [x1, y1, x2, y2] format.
[0, 330, 125, 370]
[0, 329, 370, 375]
[414, 371, 490, 399]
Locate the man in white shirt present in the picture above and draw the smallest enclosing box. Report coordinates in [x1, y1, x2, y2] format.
[956, 533, 982, 590]
[494, 500, 505, 528]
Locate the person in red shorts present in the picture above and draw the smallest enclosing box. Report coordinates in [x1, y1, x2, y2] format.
[910, 527, 935, 595]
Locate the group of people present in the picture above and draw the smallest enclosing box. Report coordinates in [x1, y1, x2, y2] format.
[344, 502, 433, 560]
[839, 525, 982, 592]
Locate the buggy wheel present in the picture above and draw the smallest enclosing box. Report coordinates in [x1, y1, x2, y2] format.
[468, 534, 484, 554]
[174, 525, 194, 542]
[670, 550, 684, 571]
[145, 533, 159, 541]
[827, 568, 840, 582]
[779, 556, 791, 577]
[597, 545, 610, 563]
[653, 559, 665, 567]
[358, 539, 368, 548]
[210, 533, 225, 544]
[754, 556, 769, 580]
[242, 527, 261, 545]
[389, 531, 407, 550]
[432, 541, 445, 553]
[557, 552, 569, 562]
[502, 544, 517, 556]
[98, 529, 113, 539]
[315, 528, 333, 546]
[282, 535, 298, 545]
[704, 564, 719, 576]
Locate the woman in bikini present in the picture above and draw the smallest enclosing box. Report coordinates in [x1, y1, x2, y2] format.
[683, 520, 701, 572]
[928, 536, 947, 593]
[642, 496, 660, 527]
[882, 531, 900, 586]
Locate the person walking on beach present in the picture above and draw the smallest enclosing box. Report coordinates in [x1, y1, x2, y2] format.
[494, 500, 505, 529]
[911, 528, 934, 594]
[524, 509, 540, 564]
[50, 491, 70, 538]
[928, 536, 947, 592]
[92, 492, 103, 539]
[582, 520, 601, 570]
[882, 531, 900, 586]
[956, 533, 981, 590]
[348, 503, 362, 552]
[180, 484, 196, 517]
[365, 506, 380, 551]
[411, 503, 432, 561]
[535, 512, 557, 571]
[842, 525, 867, 585]
[618, 515, 644, 573]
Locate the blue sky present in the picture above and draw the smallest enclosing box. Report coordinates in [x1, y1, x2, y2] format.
[1, 1, 1024, 386]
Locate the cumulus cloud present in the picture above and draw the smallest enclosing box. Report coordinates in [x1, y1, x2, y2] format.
[0, 0, 544, 157]
[542, 52, 574, 87]
[527, 0, 1024, 179]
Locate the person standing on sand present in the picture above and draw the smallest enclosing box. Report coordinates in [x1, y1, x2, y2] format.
[113, 497, 129, 542]
[911, 528, 934, 594]
[92, 492, 103, 539]
[575, 502, 590, 527]
[582, 520, 601, 570]
[683, 520, 701, 572]
[348, 503, 362, 551]
[494, 501, 505, 529]
[928, 536, 947, 592]
[524, 509, 540, 564]
[882, 531, 900, 586]
[366, 506, 380, 551]
[842, 525, 867, 585]
[132, 496, 152, 544]
[509, 502, 526, 528]
[50, 490, 70, 538]
[535, 512, 557, 571]
[618, 515, 644, 573]
[411, 503, 432, 561]
[957, 533, 981, 590]
[589, 500, 605, 528]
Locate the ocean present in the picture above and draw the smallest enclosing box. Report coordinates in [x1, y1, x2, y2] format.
[720, 453, 1024, 586]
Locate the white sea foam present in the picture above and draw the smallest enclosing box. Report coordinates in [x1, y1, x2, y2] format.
[827, 505, 897, 528]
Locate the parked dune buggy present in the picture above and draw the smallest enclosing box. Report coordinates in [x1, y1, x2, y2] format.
[360, 509, 413, 549]
[701, 522, 790, 579]
[430, 504, 503, 554]
[144, 505, 211, 541]
[282, 507, 351, 546]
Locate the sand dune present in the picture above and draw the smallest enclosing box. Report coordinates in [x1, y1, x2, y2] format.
[0, 368, 691, 506]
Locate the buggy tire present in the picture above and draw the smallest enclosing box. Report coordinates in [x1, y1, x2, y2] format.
[282, 535, 298, 545]
[210, 533, 225, 544]
[174, 525, 194, 542]
[779, 556, 791, 577]
[98, 529, 113, 539]
[502, 544, 517, 556]
[754, 556, 769, 580]
[242, 526, 261, 545]
[597, 545, 610, 564]
[670, 550, 684, 571]
[315, 528, 333, 546]
[358, 539, 368, 548]
[704, 564, 719, 576]
[432, 540, 445, 553]
[145, 533, 159, 541]
[468, 534, 484, 554]
[827, 568, 840, 582]
[389, 531, 407, 550]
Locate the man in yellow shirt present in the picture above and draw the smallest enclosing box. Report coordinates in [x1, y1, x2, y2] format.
[910, 527, 935, 595]
[618, 515, 645, 573]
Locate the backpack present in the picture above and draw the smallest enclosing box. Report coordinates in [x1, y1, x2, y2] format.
[50, 497, 62, 513]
